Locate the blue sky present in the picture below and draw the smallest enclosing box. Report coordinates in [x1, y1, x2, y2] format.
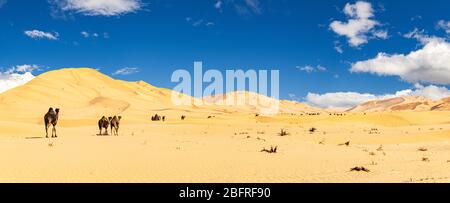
[0, 0, 449, 108]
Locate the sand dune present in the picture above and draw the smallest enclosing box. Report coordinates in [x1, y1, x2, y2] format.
[0, 68, 449, 183]
[347, 96, 447, 112]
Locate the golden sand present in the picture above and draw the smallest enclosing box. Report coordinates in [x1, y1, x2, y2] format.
[0, 68, 449, 183]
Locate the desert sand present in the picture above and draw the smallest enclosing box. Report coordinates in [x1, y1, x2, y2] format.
[0, 68, 449, 183]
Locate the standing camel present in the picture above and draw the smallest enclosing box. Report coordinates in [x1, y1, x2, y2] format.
[98, 116, 111, 135]
[44, 108, 60, 138]
[110, 116, 122, 136]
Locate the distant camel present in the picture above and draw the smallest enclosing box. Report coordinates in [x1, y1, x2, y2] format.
[162, 116, 166, 122]
[151, 114, 161, 121]
[44, 107, 60, 138]
[181, 115, 186, 120]
[110, 116, 122, 136]
[98, 116, 111, 135]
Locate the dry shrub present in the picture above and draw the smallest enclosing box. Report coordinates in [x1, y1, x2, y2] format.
[261, 146, 278, 153]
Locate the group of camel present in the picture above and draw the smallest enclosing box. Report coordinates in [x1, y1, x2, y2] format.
[151, 114, 165, 122]
[44, 107, 189, 138]
[98, 116, 122, 136]
[43, 107, 122, 138]
[151, 114, 187, 121]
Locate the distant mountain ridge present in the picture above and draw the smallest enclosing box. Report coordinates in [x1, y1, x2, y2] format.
[346, 96, 450, 112]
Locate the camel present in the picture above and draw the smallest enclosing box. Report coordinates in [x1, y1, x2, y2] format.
[151, 114, 161, 121]
[110, 116, 122, 136]
[98, 116, 111, 135]
[44, 107, 60, 138]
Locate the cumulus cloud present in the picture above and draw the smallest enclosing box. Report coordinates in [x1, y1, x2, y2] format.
[437, 20, 450, 34]
[296, 65, 327, 73]
[350, 37, 450, 85]
[330, 1, 387, 47]
[50, 0, 143, 16]
[305, 85, 450, 108]
[0, 64, 40, 93]
[306, 92, 379, 109]
[24, 30, 58, 40]
[112, 67, 139, 75]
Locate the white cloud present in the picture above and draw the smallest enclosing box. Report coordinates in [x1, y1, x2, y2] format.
[298, 65, 314, 73]
[306, 92, 378, 109]
[244, 0, 262, 14]
[81, 31, 109, 38]
[437, 20, 450, 34]
[186, 18, 215, 27]
[24, 30, 58, 40]
[215, 0, 263, 16]
[8, 64, 40, 73]
[81, 31, 89, 38]
[334, 41, 344, 53]
[373, 30, 389, 39]
[0, 72, 34, 93]
[402, 28, 439, 45]
[305, 85, 450, 108]
[330, 1, 387, 47]
[317, 65, 327, 72]
[0, 64, 40, 93]
[52, 0, 143, 16]
[215, 0, 223, 10]
[296, 65, 327, 73]
[193, 19, 204, 27]
[411, 15, 422, 21]
[351, 38, 450, 85]
[112, 67, 139, 75]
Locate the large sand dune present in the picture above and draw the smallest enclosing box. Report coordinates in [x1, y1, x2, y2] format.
[347, 96, 450, 112]
[0, 68, 449, 182]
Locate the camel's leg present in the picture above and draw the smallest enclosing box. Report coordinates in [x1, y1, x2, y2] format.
[116, 127, 119, 136]
[45, 123, 49, 138]
[53, 126, 57, 138]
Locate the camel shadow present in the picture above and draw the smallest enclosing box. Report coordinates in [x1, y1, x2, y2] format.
[25, 137, 44, 139]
